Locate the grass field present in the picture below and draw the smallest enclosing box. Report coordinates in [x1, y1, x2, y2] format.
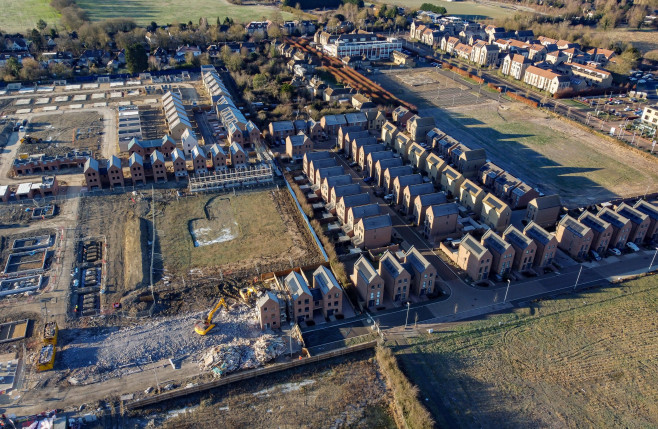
[374, 69, 658, 206]
[0, 0, 59, 33]
[158, 191, 295, 272]
[379, 0, 519, 19]
[76, 0, 293, 25]
[396, 275, 658, 428]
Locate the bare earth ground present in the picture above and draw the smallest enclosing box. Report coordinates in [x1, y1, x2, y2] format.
[374, 69, 658, 206]
[157, 189, 322, 276]
[19, 112, 104, 157]
[76, 194, 149, 314]
[396, 275, 658, 428]
[136, 350, 396, 429]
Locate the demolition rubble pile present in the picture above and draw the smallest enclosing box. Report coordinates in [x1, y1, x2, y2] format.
[59, 305, 270, 383]
[200, 335, 286, 376]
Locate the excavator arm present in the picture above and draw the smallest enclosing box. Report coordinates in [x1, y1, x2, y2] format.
[195, 298, 227, 335]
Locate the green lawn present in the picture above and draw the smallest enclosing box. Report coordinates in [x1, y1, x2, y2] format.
[76, 0, 293, 25]
[0, 0, 59, 33]
[380, 0, 516, 19]
[396, 275, 658, 428]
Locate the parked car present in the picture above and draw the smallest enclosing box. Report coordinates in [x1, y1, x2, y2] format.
[349, 161, 358, 167]
[626, 242, 640, 252]
[590, 250, 601, 261]
[608, 248, 622, 256]
[363, 177, 374, 184]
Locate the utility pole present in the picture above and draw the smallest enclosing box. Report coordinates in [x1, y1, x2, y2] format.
[649, 248, 658, 273]
[404, 302, 410, 329]
[503, 279, 511, 303]
[573, 265, 583, 291]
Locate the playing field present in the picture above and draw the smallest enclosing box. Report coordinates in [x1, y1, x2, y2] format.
[381, 0, 520, 19]
[75, 0, 293, 25]
[397, 275, 658, 428]
[374, 68, 658, 207]
[0, 0, 59, 33]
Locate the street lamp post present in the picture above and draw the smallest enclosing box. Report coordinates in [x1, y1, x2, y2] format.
[404, 302, 411, 329]
[649, 248, 658, 273]
[503, 279, 511, 303]
[573, 265, 583, 291]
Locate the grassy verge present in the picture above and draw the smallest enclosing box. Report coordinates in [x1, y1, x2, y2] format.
[376, 345, 435, 429]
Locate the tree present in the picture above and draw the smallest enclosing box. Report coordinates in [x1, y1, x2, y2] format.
[419, 3, 447, 14]
[125, 43, 148, 73]
[395, 15, 407, 30]
[185, 51, 200, 67]
[36, 19, 48, 31]
[19, 58, 45, 81]
[48, 62, 73, 78]
[267, 25, 282, 40]
[228, 24, 246, 41]
[4, 57, 21, 78]
[608, 47, 641, 76]
[29, 29, 45, 52]
[147, 21, 158, 32]
[628, 6, 647, 29]
[253, 73, 268, 89]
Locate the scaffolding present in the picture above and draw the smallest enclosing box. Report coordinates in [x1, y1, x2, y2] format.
[188, 164, 274, 193]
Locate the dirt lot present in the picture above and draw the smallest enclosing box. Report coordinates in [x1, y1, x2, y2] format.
[76, 194, 149, 313]
[157, 189, 323, 276]
[374, 68, 658, 206]
[397, 275, 658, 428]
[135, 350, 395, 429]
[19, 112, 104, 156]
[137, 106, 167, 142]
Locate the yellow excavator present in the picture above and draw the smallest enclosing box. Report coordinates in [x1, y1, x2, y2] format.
[194, 297, 227, 335]
[239, 287, 256, 303]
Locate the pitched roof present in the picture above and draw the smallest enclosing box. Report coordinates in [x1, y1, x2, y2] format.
[404, 246, 431, 273]
[340, 193, 371, 208]
[360, 214, 392, 230]
[427, 202, 459, 217]
[530, 194, 561, 210]
[633, 200, 658, 221]
[313, 265, 341, 296]
[461, 234, 489, 259]
[354, 255, 379, 284]
[523, 221, 555, 245]
[559, 215, 591, 238]
[379, 251, 407, 278]
[416, 192, 447, 207]
[597, 208, 629, 229]
[349, 203, 380, 220]
[285, 271, 311, 300]
[481, 230, 511, 255]
[503, 225, 533, 249]
[256, 291, 279, 308]
[616, 203, 648, 226]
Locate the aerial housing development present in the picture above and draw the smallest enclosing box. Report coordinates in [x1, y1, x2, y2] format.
[0, 0, 657, 427]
